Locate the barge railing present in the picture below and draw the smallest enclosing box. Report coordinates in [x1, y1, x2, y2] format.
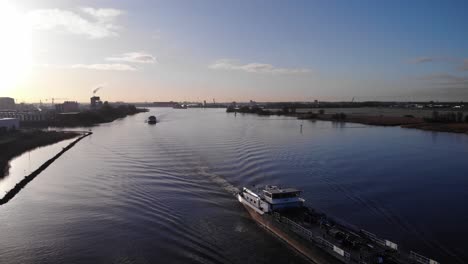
[410, 251, 440, 264]
[273, 212, 352, 262]
[272, 210, 445, 264]
[361, 229, 398, 251]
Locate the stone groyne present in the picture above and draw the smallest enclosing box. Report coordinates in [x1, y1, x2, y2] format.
[0, 132, 92, 206]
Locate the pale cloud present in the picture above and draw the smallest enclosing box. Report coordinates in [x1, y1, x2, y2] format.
[421, 73, 468, 88]
[408, 56, 467, 68]
[38, 63, 136, 71]
[70, 64, 136, 71]
[408, 57, 433, 64]
[209, 59, 311, 74]
[81, 7, 123, 22]
[27, 7, 124, 39]
[106, 52, 156, 64]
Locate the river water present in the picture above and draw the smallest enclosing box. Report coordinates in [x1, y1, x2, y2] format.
[1, 108, 467, 264]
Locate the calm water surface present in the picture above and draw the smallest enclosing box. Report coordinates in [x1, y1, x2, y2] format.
[1, 108, 467, 263]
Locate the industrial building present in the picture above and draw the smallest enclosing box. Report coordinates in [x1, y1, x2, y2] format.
[153, 101, 178, 107]
[0, 118, 20, 131]
[0, 111, 49, 122]
[56, 101, 80, 113]
[91, 96, 103, 109]
[0, 97, 15, 110]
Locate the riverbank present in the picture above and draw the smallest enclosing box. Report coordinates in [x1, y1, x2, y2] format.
[229, 107, 468, 134]
[306, 113, 468, 134]
[0, 130, 80, 178]
[311, 114, 424, 126]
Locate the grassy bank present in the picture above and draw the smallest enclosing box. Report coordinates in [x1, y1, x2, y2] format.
[0, 130, 80, 177]
[311, 113, 468, 134]
[306, 113, 468, 134]
[310, 114, 424, 126]
[228, 106, 468, 134]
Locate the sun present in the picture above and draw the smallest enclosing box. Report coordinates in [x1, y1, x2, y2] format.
[0, 1, 32, 93]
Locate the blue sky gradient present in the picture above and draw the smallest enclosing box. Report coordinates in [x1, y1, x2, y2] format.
[6, 0, 468, 102]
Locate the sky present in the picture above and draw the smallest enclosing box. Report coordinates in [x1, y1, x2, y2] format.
[1, 0, 468, 103]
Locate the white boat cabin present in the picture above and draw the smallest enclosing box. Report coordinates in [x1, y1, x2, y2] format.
[262, 186, 304, 211]
[239, 185, 305, 214]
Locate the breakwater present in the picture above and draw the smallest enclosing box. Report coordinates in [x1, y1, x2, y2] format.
[0, 130, 80, 177]
[0, 132, 92, 206]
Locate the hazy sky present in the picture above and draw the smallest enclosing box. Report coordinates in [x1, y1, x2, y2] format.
[2, 0, 468, 103]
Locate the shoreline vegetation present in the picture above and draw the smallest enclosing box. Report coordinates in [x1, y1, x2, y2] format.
[22, 103, 148, 128]
[0, 130, 80, 178]
[0, 132, 92, 205]
[227, 105, 468, 134]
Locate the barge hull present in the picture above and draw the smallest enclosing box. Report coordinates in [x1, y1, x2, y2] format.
[241, 202, 342, 264]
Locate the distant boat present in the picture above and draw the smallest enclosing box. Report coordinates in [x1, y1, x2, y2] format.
[147, 116, 157, 124]
[173, 104, 187, 109]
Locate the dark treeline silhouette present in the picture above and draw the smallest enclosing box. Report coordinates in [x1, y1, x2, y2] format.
[425, 111, 468, 123]
[230, 101, 465, 109]
[331, 113, 347, 120]
[227, 105, 348, 122]
[227, 105, 277, 115]
[53, 103, 147, 127]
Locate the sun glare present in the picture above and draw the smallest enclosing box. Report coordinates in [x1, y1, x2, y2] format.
[0, 1, 32, 92]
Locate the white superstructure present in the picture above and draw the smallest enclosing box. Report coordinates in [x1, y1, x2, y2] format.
[0, 118, 19, 131]
[237, 185, 305, 215]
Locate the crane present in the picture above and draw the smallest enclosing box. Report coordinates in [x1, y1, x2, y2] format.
[43, 98, 69, 105]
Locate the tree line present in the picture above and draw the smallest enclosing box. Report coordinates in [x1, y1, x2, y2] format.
[426, 111, 468, 123]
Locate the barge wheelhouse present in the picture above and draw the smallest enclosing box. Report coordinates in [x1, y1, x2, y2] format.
[237, 185, 305, 214]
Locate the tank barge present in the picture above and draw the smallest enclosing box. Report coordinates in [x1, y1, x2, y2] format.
[238, 186, 440, 264]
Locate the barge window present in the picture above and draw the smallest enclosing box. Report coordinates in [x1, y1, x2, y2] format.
[272, 192, 299, 199]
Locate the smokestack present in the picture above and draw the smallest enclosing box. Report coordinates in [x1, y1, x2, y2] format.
[93, 87, 103, 95]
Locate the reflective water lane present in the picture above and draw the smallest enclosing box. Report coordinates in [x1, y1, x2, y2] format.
[1, 108, 467, 263]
